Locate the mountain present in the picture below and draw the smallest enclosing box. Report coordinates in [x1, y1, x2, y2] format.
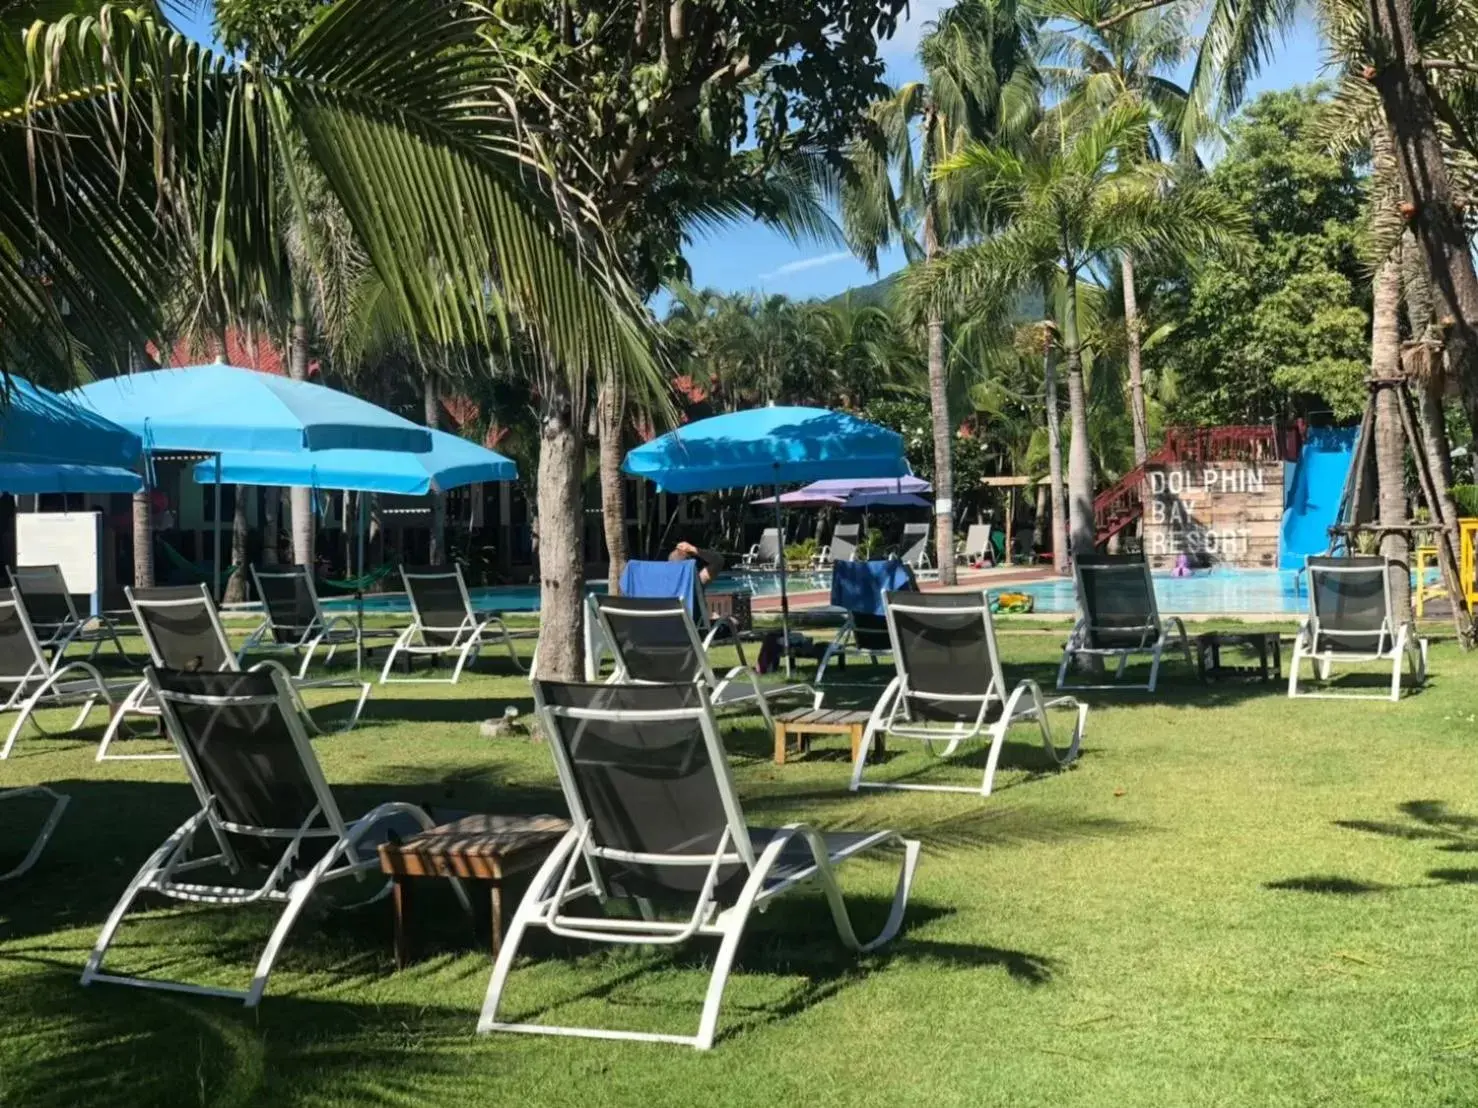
[828, 270, 1044, 321]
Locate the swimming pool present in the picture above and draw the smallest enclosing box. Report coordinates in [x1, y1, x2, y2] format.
[323, 566, 1322, 616]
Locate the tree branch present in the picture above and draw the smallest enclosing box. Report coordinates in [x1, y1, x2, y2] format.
[1094, 0, 1179, 31]
[1421, 58, 1478, 77]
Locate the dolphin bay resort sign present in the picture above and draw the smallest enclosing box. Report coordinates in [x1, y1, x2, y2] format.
[1141, 459, 1284, 567]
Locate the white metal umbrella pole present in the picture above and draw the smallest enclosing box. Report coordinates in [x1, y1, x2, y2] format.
[771, 484, 793, 677]
[212, 456, 222, 600]
[355, 490, 368, 672]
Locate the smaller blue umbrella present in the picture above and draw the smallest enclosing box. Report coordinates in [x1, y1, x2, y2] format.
[191, 429, 517, 494]
[0, 378, 143, 493]
[69, 363, 433, 454]
[623, 407, 908, 671]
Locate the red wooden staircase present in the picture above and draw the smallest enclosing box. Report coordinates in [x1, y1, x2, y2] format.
[1092, 425, 1301, 547]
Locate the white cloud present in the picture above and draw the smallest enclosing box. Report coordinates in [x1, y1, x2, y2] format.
[759, 251, 855, 280]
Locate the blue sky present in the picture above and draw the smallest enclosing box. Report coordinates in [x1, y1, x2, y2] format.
[172, 2, 1328, 304]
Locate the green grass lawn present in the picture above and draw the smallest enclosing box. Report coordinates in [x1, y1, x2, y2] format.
[3, 620, 1477, 1107]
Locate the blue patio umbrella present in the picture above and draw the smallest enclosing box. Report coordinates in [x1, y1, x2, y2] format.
[623, 407, 908, 672]
[0, 378, 143, 493]
[191, 429, 517, 495]
[67, 363, 433, 455]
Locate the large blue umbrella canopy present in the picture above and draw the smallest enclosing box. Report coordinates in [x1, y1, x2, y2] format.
[0, 377, 143, 493]
[623, 407, 907, 493]
[68, 364, 433, 455]
[191, 428, 517, 494]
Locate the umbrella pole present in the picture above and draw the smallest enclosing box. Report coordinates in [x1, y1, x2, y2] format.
[213, 457, 222, 600]
[356, 490, 367, 672]
[772, 486, 792, 677]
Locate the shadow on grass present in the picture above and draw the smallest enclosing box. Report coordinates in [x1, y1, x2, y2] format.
[366, 693, 537, 726]
[1264, 875, 1394, 895]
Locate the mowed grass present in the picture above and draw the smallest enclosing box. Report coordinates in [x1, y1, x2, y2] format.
[3, 618, 1478, 1107]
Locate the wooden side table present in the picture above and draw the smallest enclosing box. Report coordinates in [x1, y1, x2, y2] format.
[377, 813, 570, 968]
[773, 707, 881, 765]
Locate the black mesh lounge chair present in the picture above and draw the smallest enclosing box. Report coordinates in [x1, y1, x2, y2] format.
[815, 558, 917, 683]
[853, 589, 1086, 797]
[379, 565, 525, 684]
[0, 588, 129, 761]
[478, 680, 919, 1049]
[1056, 554, 1191, 693]
[812, 522, 860, 568]
[593, 594, 817, 730]
[95, 585, 370, 762]
[582, 560, 742, 681]
[9, 564, 128, 662]
[1, 785, 70, 881]
[239, 565, 360, 678]
[1289, 555, 1427, 701]
[898, 522, 938, 579]
[82, 667, 464, 1006]
[740, 528, 781, 571]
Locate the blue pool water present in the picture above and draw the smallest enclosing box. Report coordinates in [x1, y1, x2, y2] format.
[324, 567, 1320, 616]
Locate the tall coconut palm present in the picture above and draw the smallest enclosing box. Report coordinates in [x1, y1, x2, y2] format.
[843, 0, 1040, 585]
[15, 1, 666, 678]
[914, 104, 1249, 558]
[1037, 0, 1205, 465]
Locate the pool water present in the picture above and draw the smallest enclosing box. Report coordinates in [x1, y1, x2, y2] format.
[324, 567, 1322, 616]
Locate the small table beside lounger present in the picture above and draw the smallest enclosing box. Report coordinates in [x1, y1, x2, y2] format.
[1195, 631, 1282, 682]
[773, 707, 880, 765]
[377, 814, 571, 967]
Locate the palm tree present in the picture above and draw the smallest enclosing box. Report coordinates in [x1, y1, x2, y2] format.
[1037, 0, 1204, 465]
[915, 104, 1248, 558]
[843, 0, 1039, 585]
[15, 0, 665, 678]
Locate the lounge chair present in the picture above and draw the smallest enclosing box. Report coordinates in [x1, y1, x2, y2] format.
[95, 585, 370, 761]
[816, 558, 917, 682]
[239, 565, 360, 678]
[81, 666, 465, 1006]
[956, 524, 995, 566]
[592, 594, 817, 730]
[0, 588, 129, 761]
[478, 680, 920, 1049]
[1, 785, 70, 881]
[9, 563, 128, 661]
[854, 589, 1086, 797]
[379, 565, 526, 684]
[1056, 554, 1191, 693]
[1289, 555, 1427, 701]
[740, 528, 781, 571]
[899, 522, 935, 577]
[583, 560, 741, 681]
[812, 522, 860, 568]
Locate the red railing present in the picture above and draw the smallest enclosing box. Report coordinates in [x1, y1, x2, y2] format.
[1092, 424, 1302, 545]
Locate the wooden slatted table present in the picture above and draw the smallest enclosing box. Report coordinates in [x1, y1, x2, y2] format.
[377, 813, 570, 967]
[773, 708, 881, 765]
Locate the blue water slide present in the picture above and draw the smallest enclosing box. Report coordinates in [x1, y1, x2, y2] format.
[1279, 426, 1359, 570]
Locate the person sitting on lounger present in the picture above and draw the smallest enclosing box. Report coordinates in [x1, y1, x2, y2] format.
[669, 541, 724, 585]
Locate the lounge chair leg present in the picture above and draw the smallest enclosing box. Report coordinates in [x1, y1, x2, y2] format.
[851, 677, 897, 792]
[0, 787, 70, 881]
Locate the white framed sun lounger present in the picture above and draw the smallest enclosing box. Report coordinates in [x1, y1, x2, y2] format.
[9, 563, 128, 663]
[239, 564, 361, 678]
[1288, 554, 1427, 701]
[853, 589, 1085, 797]
[478, 679, 919, 1049]
[1056, 554, 1191, 693]
[82, 665, 466, 1006]
[379, 565, 525, 684]
[1, 785, 70, 881]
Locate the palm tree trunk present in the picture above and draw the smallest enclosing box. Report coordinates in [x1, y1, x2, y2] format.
[1367, 0, 1478, 434]
[131, 490, 154, 588]
[288, 281, 315, 570]
[1042, 285, 1069, 575]
[534, 380, 586, 680]
[923, 205, 957, 585]
[1033, 480, 1049, 553]
[224, 489, 250, 604]
[261, 489, 279, 566]
[597, 370, 629, 593]
[1402, 229, 1462, 540]
[1372, 248, 1411, 618]
[1122, 251, 1148, 465]
[1062, 273, 1095, 558]
[423, 371, 445, 565]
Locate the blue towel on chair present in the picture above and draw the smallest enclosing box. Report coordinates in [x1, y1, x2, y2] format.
[830, 559, 916, 616]
[620, 560, 699, 616]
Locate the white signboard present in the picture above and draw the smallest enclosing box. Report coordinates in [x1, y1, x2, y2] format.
[16, 512, 102, 606]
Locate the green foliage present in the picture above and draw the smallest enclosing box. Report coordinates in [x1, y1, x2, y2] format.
[1451, 484, 1478, 518]
[785, 538, 819, 565]
[1147, 86, 1371, 425]
[860, 396, 994, 492]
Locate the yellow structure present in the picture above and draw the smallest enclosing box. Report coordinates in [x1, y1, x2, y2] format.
[1456, 519, 1478, 608]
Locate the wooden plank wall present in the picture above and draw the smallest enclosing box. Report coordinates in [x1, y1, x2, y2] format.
[1141, 460, 1285, 568]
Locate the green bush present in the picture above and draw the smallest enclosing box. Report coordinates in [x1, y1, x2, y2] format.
[1450, 484, 1478, 519]
[785, 538, 818, 564]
